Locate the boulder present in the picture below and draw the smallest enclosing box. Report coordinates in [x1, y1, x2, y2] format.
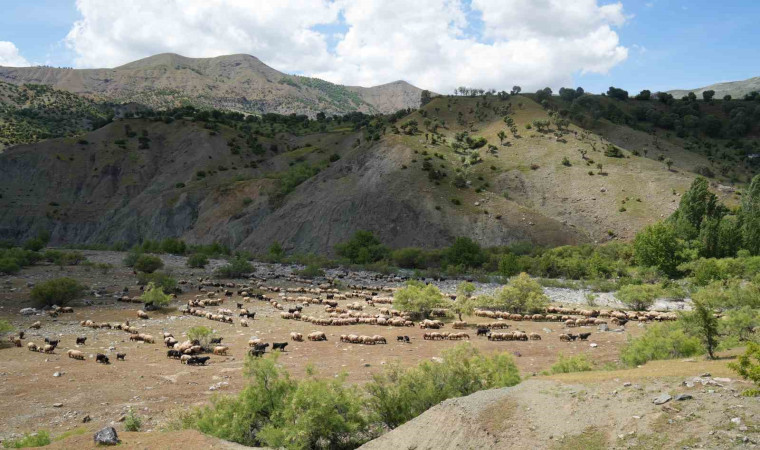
[674, 394, 693, 401]
[20, 308, 37, 316]
[653, 393, 672, 405]
[93, 427, 120, 446]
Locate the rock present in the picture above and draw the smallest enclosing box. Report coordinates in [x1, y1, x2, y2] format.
[82, 415, 91, 423]
[598, 323, 609, 332]
[731, 417, 742, 425]
[682, 381, 694, 388]
[675, 394, 693, 401]
[20, 307, 37, 315]
[739, 426, 748, 432]
[93, 427, 120, 446]
[700, 373, 711, 377]
[623, 382, 632, 387]
[53, 372, 61, 377]
[589, 343, 598, 348]
[543, 327, 553, 333]
[53, 403, 63, 407]
[653, 393, 672, 405]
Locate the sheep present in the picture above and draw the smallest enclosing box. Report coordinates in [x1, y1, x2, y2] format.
[165, 337, 178, 348]
[137, 310, 149, 319]
[209, 337, 223, 345]
[67, 349, 85, 360]
[452, 321, 468, 329]
[559, 334, 572, 342]
[44, 338, 59, 348]
[248, 338, 262, 348]
[42, 344, 55, 354]
[272, 342, 288, 351]
[167, 350, 181, 359]
[10, 336, 22, 347]
[29, 321, 41, 329]
[96, 354, 109, 364]
[213, 346, 229, 355]
[138, 334, 155, 344]
[249, 348, 265, 358]
[372, 335, 387, 344]
[116, 353, 126, 361]
[76, 337, 87, 345]
[240, 319, 249, 327]
[579, 332, 592, 341]
[180, 354, 193, 364]
[27, 342, 38, 352]
[529, 332, 542, 341]
[187, 356, 210, 366]
[307, 331, 327, 341]
[290, 332, 303, 342]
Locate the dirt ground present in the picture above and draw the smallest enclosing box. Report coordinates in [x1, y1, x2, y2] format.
[0, 251, 665, 444]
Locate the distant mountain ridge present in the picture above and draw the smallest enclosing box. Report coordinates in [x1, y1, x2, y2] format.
[0, 53, 427, 116]
[667, 76, 760, 99]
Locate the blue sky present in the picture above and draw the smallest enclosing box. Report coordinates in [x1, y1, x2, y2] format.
[0, 0, 758, 94]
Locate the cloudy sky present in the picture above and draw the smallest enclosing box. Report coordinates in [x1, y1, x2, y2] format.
[0, 0, 758, 94]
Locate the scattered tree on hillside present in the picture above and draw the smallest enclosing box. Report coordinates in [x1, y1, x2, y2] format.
[742, 174, 760, 255]
[606, 86, 629, 101]
[452, 282, 476, 321]
[510, 86, 521, 95]
[420, 90, 432, 107]
[394, 281, 447, 320]
[497, 130, 506, 144]
[702, 90, 715, 102]
[681, 299, 719, 359]
[635, 89, 651, 101]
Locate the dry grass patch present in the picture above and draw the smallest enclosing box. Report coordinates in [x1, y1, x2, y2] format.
[478, 397, 518, 435]
[552, 426, 607, 450]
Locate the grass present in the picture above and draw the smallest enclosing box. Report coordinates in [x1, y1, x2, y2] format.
[2, 431, 51, 448]
[477, 397, 517, 435]
[53, 427, 87, 442]
[552, 426, 607, 450]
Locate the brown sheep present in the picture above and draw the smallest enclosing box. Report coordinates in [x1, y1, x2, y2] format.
[529, 332, 542, 341]
[67, 349, 85, 360]
[29, 321, 41, 329]
[290, 332, 303, 342]
[137, 310, 149, 319]
[213, 346, 229, 355]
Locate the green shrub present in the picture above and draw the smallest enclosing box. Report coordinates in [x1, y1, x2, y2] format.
[215, 257, 253, 278]
[366, 343, 520, 429]
[294, 264, 324, 278]
[616, 284, 661, 311]
[620, 322, 703, 366]
[187, 253, 209, 268]
[42, 250, 85, 266]
[0, 319, 13, 334]
[160, 238, 187, 255]
[391, 247, 427, 269]
[0, 257, 21, 274]
[393, 280, 447, 320]
[133, 254, 164, 273]
[123, 250, 142, 267]
[30, 277, 86, 307]
[23, 238, 45, 251]
[549, 354, 593, 374]
[443, 237, 486, 268]
[2, 431, 51, 448]
[187, 326, 215, 348]
[140, 282, 173, 308]
[728, 342, 760, 397]
[479, 273, 548, 314]
[137, 271, 177, 293]
[335, 231, 388, 265]
[125, 408, 143, 432]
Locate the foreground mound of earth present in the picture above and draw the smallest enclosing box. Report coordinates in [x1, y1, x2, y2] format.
[360, 364, 759, 450]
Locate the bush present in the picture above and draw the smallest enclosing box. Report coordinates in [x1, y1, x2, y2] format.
[620, 322, 703, 366]
[615, 284, 661, 311]
[335, 231, 388, 265]
[42, 250, 85, 266]
[393, 280, 447, 320]
[140, 282, 173, 309]
[137, 271, 177, 293]
[549, 354, 593, 374]
[2, 431, 51, 448]
[123, 250, 142, 267]
[366, 343, 520, 429]
[390, 247, 426, 269]
[294, 264, 324, 278]
[125, 408, 143, 432]
[728, 342, 760, 396]
[479, 273, 548, 314]
[0, 257, 20, 274]
[0, 319, 12, 334]
[160, 238, 187, 255]
[443, 237, 486, 268]
[634, 221, 683, 276]
[215, 257, 253, 278]
[133, 254, 164, 273]
[187, 326, 215, 349]
[23, 238, 45, 251]
[30, 277, 86, 307]
[187, 253, 209, 268]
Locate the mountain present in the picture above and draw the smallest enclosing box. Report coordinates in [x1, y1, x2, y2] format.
[667, 76, 760, 99]
[0, 93, 740, 254]
[0, 53, 426, 117]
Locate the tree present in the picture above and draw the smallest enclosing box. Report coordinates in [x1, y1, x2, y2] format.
[444, 237, 486, 268]
[510, 86, 521, 95]
[187, 326, 215, 349]
[634, 221, 683, 276]
[420, 90, 432, 107]
[670, 176, 722, 239]
[480, 273, 548, 314]
[606, 86, 629, 101]
[497, 130, 506, 144]
[635, 89, 651, 101]
[616, 284, 661, 311]
[335, 231, 389, 264]
[268, 242, 285, 262]
[30, 277, 86, 307]
[187, 253, 209, 268]
[140, 282, 172, 309]
[742, 174, 760, 255]
[451, 282, 476, 321]
[702, 90, 715, 102]
[393, 280, 447, 320]
[681, 299, 719, 359]
[665, 158, 673, 170]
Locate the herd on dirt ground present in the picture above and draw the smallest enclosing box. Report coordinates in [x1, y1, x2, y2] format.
[7, 275, 678, 367]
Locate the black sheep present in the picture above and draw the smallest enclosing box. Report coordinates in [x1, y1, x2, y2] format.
[579, 332, 592, 341]
[76, 337, 87, 345]
[272, 342, 288, 351]
[96, 354, 110, 364]
[116, 353, 126, 361]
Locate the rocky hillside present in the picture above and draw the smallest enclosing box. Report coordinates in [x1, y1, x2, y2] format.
[0, 94, 741, 253]
[668, 75, 760, 99]
[0, 53, 426, 117]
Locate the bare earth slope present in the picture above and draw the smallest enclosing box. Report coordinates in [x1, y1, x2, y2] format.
[0, 53, 425, 116]
[361, 366, 758, 450]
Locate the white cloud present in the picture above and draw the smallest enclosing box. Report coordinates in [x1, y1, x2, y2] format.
[0, 41, 31, 67]
[63, 0, 630, 93]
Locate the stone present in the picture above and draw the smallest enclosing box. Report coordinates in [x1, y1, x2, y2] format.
[675, 394, 693, 401]
[653, 393, 672, 405]
[731, 417, 742, 425]
[589, 343, 598, 348]
[20, 308, 37, 315]
[700, 373, 711, 377]
[598, 323, 609, 332]
[53, 372, 61, 377]
[53, 403, 63, 407]
[623, 382, 632, 387]
[93, 427, 120, 446]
